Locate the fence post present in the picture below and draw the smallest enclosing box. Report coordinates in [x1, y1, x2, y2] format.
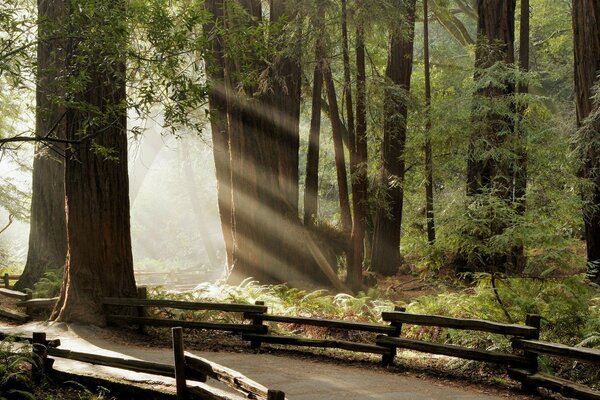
[250, 301, 266, 349]
[32, 332, 47, 384]
[521, 314, 541, 393]
[267, 389, 285, 400]
[23, 291, 33, 317]
[172, 327, 187, 400]
[136, 286, 147, 334]
[382, 306, 404, 366]
[3, 273, 9, 289]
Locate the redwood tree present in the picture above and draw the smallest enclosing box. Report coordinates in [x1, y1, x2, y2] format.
[16, 0, 67, 290]
[464, 0, 519, 274]
[573, 0, 600, 282]
[303, 3, 325, 227]
[423, 0, 436, 245]
[349, 0, 368, 290]
[371, 0, 416, 276]
[205, 0, 234, 268]
[51, 0, 136, 324]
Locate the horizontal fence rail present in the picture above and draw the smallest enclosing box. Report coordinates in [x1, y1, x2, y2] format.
[381, 311, 539, 338]
[377, 336, 530, 366]
[513, 339, 600, 364]
[245, 313, 397, 334]
[102, 297, 268, 313]
[107, 315, 267, 333]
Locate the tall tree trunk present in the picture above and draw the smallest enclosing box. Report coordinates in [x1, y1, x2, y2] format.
[205, 0, 234, 269]
[349, 0, 368, 290]
[423, 0, 436, 245]
[227, 0, 308, 284]
[467, 0, 516, 197]
[371, 0, 416, 276]
[464, 0, 517, 274]
[323, 59, 353, 235]
[572, 0, 600, 283]
[16, 0, 68, 291]
[51, 0, 136, 325]
[270, 0, 301, 214]
[303, 37, 323, 226]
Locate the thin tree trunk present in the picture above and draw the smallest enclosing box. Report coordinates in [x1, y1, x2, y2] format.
[322, 59, 353, 235]
[349, 0, 368, 290]
[51, 0, 136, 325]
[303, 3, 325, 227]
[423, 0, 436, 245]
[303, 58, 323, 226]
[371, 0, 416, 276]
[16, 0, 67, 291]
[573, 0, 600, 283]
[205, 0, 234, 269]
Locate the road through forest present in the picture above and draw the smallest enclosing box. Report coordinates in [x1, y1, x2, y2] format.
[0, 322, 537, 399]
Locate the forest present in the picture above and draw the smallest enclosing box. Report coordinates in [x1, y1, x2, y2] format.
[0, 0, 600, 398]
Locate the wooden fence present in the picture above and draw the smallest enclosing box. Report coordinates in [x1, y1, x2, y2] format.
[2, 282, 599, 399]
[8, 328, 285, 400]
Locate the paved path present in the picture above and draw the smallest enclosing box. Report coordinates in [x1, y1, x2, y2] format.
[0, 322, 523, 399]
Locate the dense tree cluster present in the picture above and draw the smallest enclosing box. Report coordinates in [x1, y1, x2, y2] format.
[0, 0, 598, 324]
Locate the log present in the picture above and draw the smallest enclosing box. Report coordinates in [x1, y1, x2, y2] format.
[16, 297, 58, 309]
[514, 339, 600, 364]
[0, 288, 30, 300]
[381, 311, 538, 337]
[47, 347, 201, 381]
[242, 334, 392, 355]
[508, 368, 600, 400]
[244, 313, 396, 334]
[50, 369, 177, 400]
[107, 315, 267, 333]
[185, 352, 269, 400]
[102, 298, 267, 313]
[376, 336, 529, 366]
[0, 307, 30, 322]
[188, 386, 246, 400]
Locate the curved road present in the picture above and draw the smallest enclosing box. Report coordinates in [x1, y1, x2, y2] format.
[1, 322, 532, 399]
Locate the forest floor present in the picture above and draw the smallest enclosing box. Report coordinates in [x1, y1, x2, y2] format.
[0, 320, 555, 400]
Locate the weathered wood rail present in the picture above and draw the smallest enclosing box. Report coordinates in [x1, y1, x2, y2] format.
[5, 328, 285, 400]
[508, 339, 600, 399]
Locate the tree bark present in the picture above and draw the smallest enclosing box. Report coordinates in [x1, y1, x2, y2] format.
[322, 59, 353, 236]
[463, 0, 518, 274]
[303, 1, 325, 227]
[572, 0, 600, 282]
[51, 0, 136, 325]
[423, 0, 436, 245]
[204, 0, 234, 270]
[16, 0, 68, 291]
[371, 0, 416, 276]
[303, 29, 324, 226]
[227, 0, 308, 284]
[349, 0, 368, 290]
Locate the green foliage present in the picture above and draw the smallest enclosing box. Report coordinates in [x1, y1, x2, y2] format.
[408, 274, 599, 347]
[32, 269, 63, 299]
[148, 280, 397, 327]
[0, 337, 35, 400]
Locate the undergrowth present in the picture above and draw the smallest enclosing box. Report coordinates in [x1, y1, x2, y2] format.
[147, 274, 599, 383]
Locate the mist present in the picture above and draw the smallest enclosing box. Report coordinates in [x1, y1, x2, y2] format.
[0, 115, 227, 286]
